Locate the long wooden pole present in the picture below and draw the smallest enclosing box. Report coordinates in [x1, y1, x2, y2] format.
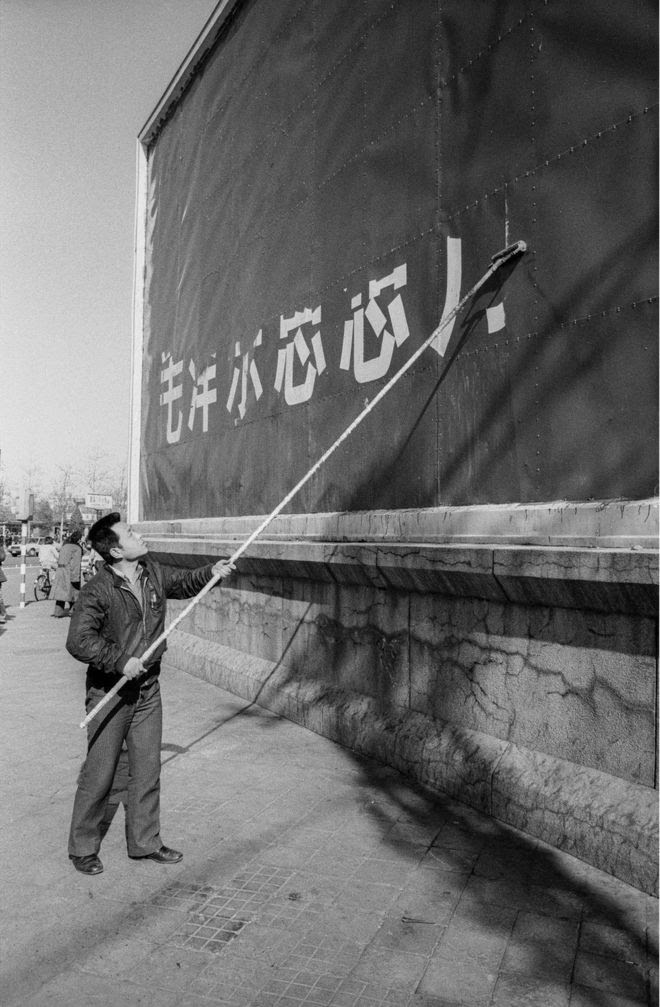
[80, 240, 526, 729]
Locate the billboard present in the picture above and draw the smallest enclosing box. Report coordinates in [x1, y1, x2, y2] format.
[136, 0, 658, 521]
[85, 494, 113, 510]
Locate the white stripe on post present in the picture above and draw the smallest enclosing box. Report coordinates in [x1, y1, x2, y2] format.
[19, 521, 27, 609]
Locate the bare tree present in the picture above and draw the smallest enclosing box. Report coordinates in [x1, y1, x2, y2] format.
[108, 464, 128, 515]
[51, 464, 76, 540]
[80, 449, 113, 495]
[0, 481, 14, 523]
[76, 451, 128, 515]
[33, 497, 54, 532]
[20, 462, 43, 499]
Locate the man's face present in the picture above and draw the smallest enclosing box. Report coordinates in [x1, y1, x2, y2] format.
[111, 523, 148, 562]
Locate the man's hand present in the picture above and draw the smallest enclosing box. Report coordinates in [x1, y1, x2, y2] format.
[123, 657, 146, 680]
[212, 560, 235, 581]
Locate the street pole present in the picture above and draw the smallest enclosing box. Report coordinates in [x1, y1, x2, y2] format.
[19, 520, 27, 608]
[18, 491, 34, 609]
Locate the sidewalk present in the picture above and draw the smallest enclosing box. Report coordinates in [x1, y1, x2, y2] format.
[0, 594, 657, 1007]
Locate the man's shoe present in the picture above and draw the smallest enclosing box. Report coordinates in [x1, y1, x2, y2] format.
[70, 854, 103, 875]
[137, 845, 183, 864]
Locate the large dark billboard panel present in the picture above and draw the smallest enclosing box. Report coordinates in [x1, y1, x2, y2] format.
[138, 0, 657, 521]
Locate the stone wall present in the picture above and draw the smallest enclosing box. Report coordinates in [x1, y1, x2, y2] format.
[143, 501, 658, 894]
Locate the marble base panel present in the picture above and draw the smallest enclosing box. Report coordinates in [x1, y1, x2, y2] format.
[409, 593, 657, 787]
[169, 573, 655, 788]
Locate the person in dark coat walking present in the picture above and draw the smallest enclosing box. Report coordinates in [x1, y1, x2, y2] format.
[66, 512, 234, 875]
[52, 530, 83, 617]
[0, 542, 7, 624]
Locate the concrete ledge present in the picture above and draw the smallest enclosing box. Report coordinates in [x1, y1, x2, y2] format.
[137, 498, 658, 548]
[143, 498, 659, 616]
[163, 630, 659, 895]
[148, 539, 658, 616]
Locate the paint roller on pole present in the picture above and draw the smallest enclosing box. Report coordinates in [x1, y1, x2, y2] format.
[80, 239, 526, 730]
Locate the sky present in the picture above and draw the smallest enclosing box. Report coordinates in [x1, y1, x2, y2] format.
[0, 0, 219, 500]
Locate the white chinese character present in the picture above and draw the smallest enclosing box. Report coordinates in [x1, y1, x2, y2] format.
[274, 306, 325, 406]
[187, 355, 217, 433]
[159, 352, 184, 444]
[340, 264, 409, 384]
[430, 236, 462, 357]
[486, 301, 506, 333]
[226, 330, 264, 420]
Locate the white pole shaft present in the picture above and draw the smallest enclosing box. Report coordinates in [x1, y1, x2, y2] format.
[19, 522, 27, 609]
[80, 240, 525, 729]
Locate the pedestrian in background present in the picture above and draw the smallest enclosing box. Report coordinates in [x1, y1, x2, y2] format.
[38, 536, 60, 578]
[0, 541, 7, 624]
[52, 530, 83, 618]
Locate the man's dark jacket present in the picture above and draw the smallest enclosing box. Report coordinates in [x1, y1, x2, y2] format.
[66, 556, 215, 690]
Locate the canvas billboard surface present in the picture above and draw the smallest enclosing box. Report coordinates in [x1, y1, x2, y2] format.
[139, 0, 658, 521]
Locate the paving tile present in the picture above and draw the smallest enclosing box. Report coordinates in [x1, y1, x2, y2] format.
[330, 978, 412, 1006]
[406, 866, 469, 896]
[580, 919, 648, 965]
[524, 883, 585, 919]
[417, 954, 498, 1004]
[473, 847, 538, 882]
[490, 973, 570, 1006]
[30, 977, 183, 1006]
[573, 950, 648, 1002]
[352, 856, 419, 884]
[350, 945, 429, 990]
[460, 875, 533, 911]
[420, 846, 481, 873]
[499, 939, 575, 984]
[511, 910, 580, 947]
[329, 878, 401, 914]
[432, 926, 509, 973]
[581, 879, 652, 931]
[447, 894, 519, 935]
[385, 822, 441, 847]
[407, 995, 468, 1007]
[371, 915, 443, 955]
[568, 985, 650, 1007]
[395, 883, 465, 926]
[124, 945, 216, 992]
[74, 936, 161, 979]
[431, 825, 489, 854]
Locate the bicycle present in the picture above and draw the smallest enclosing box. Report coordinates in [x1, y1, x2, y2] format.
[34, 569, 53, 602]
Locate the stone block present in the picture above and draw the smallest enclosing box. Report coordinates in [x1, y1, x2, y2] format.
[170, 576, 287, 664]
[409, 593, 656, 786]
[494, 546, 659, 616]
[325, 543, 390, 589]
[375, 544, 507, 601]
[490, 744, 659, 895]
[271, 579, 411, 708]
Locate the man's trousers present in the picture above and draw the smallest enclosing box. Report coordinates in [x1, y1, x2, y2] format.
[68, 677, 163, 858]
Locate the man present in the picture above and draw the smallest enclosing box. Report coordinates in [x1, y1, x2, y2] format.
[66, 512, 234, 876]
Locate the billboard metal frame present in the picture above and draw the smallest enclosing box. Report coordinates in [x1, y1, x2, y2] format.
[129, 0, 658, 545]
